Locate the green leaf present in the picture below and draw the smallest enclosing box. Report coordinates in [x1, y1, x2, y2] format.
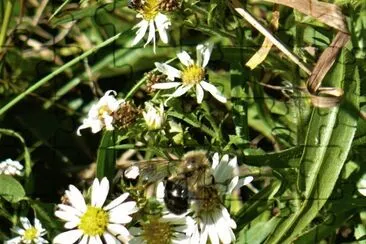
[266, 45, 360, 243]
[239, 216, 282, 244]
[96, 131, 118, 180]
[0, 175, 26, 203]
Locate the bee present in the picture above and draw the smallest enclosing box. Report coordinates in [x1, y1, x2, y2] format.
[128, 0, 144, 10]
[122, 150, 214, 214]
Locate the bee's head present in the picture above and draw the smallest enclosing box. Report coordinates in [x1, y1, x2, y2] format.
[182, 150, 209, 173]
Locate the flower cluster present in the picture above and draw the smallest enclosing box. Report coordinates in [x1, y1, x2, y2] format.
[76, 43, 227, 136]
[0, 159, 24, 176]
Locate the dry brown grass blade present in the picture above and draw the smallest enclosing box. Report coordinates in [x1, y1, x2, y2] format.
[307, 32, 350, 108]
[246, 8, 280, 69]
[262, 0, 348, 33]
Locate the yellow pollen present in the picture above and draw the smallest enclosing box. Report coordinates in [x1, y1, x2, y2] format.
[181, 65, 205, 85]
[78, 206, 109, 236]
[142, 218, 172, 244]
[23, 227, 38, 241]
[141, 0, 160, 20]
[98, 105, 112, 118]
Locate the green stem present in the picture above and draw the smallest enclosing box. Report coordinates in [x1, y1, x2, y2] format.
[0, 0, 13, 53]
[0, 31, 125, 116]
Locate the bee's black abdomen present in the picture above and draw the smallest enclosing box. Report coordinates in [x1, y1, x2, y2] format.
[164, 180, 189, 215]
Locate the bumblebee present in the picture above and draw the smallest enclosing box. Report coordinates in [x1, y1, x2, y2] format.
[123, 151, 214, 214]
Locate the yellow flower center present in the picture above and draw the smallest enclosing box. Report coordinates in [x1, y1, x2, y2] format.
[141, 0, 160, 20]
[98, 105, 112, 118]
[181, 65, 205, 85]
[23, 227, 38, 241]
[142, 218, 172, 244]
[78, 206, 109, 236]
[196, 185, 221, 214]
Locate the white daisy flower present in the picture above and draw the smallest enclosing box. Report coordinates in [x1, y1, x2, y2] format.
[129, 212, 195, 244]
[152, 43, 227, 104]
[5, 217, 48, 244]
[132, 0, 171, 53]
[0, 159, 24, 176]
[189, 153, 253, 244]
[143, 102, 165, 130]
[77, 90, 124, 135]
[53, 177, 138, 244]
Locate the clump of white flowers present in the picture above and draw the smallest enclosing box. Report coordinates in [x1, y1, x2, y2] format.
[77, 90, 124, 135]
[5, 217, 48, 244]
[0, 159, 24, 176]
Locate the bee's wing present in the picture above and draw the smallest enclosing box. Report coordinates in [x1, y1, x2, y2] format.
[133, 159, 180, 184]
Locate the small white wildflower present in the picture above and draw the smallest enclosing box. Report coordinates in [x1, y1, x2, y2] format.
[143, 102, 165, 130]
[132, 0, 171, 53]
[5, 217, 48, 244]
[0, 159, 24, 176]
[53, 177, 138, 244]
[76, 90, 124, 135]
[129, 212, 195, 244]
[189, 153, 253, 244]
[152, 43, 227, 104]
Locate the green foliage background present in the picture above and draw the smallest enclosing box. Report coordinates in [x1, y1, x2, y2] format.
[0, 0, 365, 243]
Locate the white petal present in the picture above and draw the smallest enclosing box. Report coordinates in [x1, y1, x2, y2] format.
[211, 153, 220, 170]
[67, 185, 87, 212]
[90, 236, 103, 244]
[5, 236, 22, 244]
[53, 230, 83, 244]
[146, 21, 155, 47]
[227, 176, 239, 193]
[64, 220, 79, 229]
[103, 233, 119, 244]
[196, 84, 204, 104]
[236, 176, 254, 189]
[154, 62, 181, 80]
[109, 214, 133, 224]
[107, 224, 130, 238]
[171, 85, 193, 97]
[155, 13, 170, 44]
[197, 42, 214, 68]
[54, 211, 80, 223]
[57, 204, 83, 217]
[109, 202, 137, 216]
[156, 182, 165, 202]
[79, 235, 88, 244]
[132, 20, 149, 46]
[200, 81, 227, 103]
[177, 51, 194, 66]
[93, 177, 109, 207]
[20, 217, 31, 229]
[104, 193, 129, 211]
[152, 82, 181, 90]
